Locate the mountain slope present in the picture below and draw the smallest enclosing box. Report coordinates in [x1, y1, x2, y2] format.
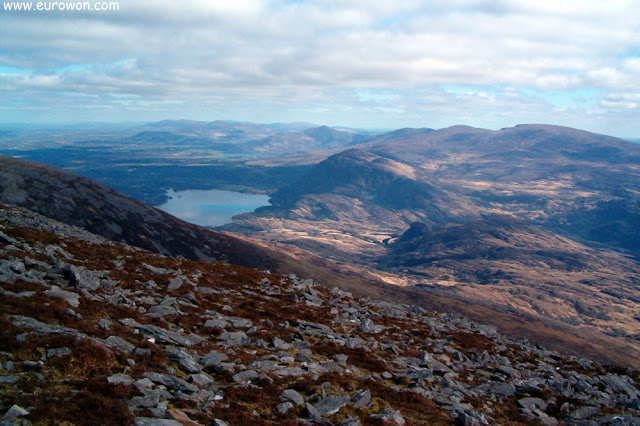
[0, 154, 277, 270]
[367, 124, 640, 256]
[223, 124, 640, 364]
[378, 216, 640, 344]
[1, 202, 640, 425]
[225, 148, 478, 261]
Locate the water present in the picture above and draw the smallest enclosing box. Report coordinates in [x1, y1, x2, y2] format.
[157, 188, 270, 227]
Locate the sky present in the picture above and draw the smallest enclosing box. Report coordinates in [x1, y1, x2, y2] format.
[1, 0, 639, 137]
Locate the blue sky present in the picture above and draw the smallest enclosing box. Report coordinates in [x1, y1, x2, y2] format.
[1, 0, 639, 137]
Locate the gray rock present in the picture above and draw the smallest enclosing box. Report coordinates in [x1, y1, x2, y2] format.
[200, 350, 228, 367]
[218, 331, 250, 347]
[188, 373, 213, 388]
[11, 315, 79, 336]
[204, 319, 230, 329]
[2, 405, 29, 420]
[141, 263, 172, 275]
[595, 414, 640, 425]
[134, 378, 155, 390]
[232, 369, 259, 383]
[128, 390, 161, 409]
[165, 347, 202, 373]
[104, 336, 136, 353]
[134, 418, 182, 426]
[277, 401, 294, 415]
[0, 376, 19, 384]
[351, 389, 372, 409]
[212, 420, 229, 426]
[107, 373, 135, 385]
[66, 264, 103, 291]
[456, 411, 481, 426]
[280, 389, 305, 406]
[168, 276, 184, 290]
[273, 336, 292, 350]
[359, 317, 375, 333]
[248, 360, 279, 373]
[491, 382, 516, 397]
[0, 285, 35, 298]
[314, 395, 351, 416]
[496, 365, 521, 379]
[143, 372, 198, 393]
[518, 397, 547, 411]
[600, 375, 639, 397]
[119, 318, 204, 347]
[334, 354, 348, 366]
[0, 231, 19, 246]
[296, 320, 334, 336]
[97, 318, 112, 330]
[371, 408, 405, 425]
[404, 368, 433, 380]
[339, 419, 360, 426]
[46, 347, 72, 358]
[305, 403, 333, 426]
[45, 286, 80, 307]
[566, 406, 601, 421]
[274, 366, 307, 377]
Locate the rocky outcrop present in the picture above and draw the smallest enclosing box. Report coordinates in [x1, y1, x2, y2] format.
[1, 203, 639, 425]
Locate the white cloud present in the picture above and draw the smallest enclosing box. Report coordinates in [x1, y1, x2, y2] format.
[0, 0, 639, 135]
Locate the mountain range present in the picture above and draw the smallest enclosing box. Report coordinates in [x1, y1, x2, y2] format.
[2, 127, 640, 423]
[223, 124, 640, 365]
[3, 121, 640, 369]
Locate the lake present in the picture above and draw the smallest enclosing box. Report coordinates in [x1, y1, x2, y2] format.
[157, 188, 270, 227]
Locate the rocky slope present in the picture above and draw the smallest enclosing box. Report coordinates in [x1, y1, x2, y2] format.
[2, 202, 640, 425]
[0, 155, 278, 271]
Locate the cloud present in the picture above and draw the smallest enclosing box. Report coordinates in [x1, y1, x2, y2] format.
[0, 0, 639, 135]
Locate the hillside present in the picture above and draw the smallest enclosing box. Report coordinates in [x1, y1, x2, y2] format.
[368, 124, 640, 257]
[379, 216, 640, 347]
[0, 155, 278, 271]
[226, 149, 478, 261]
[223, 124, 640, 366]
[2, 203, 640, 425]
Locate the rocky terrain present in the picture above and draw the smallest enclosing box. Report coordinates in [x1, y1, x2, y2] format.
[2, 203, 640, 425]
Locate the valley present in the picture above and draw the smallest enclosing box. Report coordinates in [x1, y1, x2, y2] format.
[3, 120, 640, 370]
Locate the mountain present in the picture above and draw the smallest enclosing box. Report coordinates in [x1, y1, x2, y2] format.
[367, 124, 640, 256]
[233, 126, 366, 156]
[226, 148, 478, 260]
[1, 202, 640, 425]
[224, 124, 640, 364]
[379, 216, 640, 343]
[0, 155, 278, 271]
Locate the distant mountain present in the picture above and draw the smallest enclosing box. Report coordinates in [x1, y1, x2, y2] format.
[224, 124, 640, 359]
[0, 155, 278, 270]
[268, 148, 459, 218]
[378, 216, 640, 337]
[225, 149, 477, 261]
[369, 124, 640, 164]
[233, 126, 368, 156]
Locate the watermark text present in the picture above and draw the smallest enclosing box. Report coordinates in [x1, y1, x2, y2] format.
[3, 1, 119, 12]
